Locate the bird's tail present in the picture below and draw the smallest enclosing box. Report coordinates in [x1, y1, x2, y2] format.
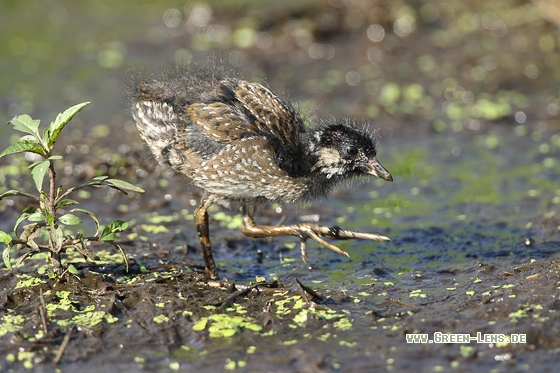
[132, 84, 180, 165]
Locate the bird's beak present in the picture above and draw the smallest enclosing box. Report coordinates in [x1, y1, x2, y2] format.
[366, 157, 393, 181]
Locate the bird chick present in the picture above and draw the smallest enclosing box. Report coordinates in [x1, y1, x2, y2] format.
[131, 67, 392, 278]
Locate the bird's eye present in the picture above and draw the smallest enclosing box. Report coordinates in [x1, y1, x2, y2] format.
[346, 146, 358, 156]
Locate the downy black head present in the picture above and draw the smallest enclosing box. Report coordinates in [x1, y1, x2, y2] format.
[308, 122, 393, 182]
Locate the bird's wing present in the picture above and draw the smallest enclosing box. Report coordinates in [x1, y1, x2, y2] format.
[229, 80, 305, 150]
[186, 102, 254, 142]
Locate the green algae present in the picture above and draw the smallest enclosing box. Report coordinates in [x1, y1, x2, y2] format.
[0, 312, 25, 338]
[193, 313, 262, 338]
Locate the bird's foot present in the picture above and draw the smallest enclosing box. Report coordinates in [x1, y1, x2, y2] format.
[297, 224, 390, 263]
[241, 215, 390, 264]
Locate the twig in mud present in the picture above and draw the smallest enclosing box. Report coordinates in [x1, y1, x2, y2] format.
[38, 289, 48, 333]
[207, 280, 286, 293]
[296, 278, 325, 302]
[213, 286, 254, 313]
[53, 327, 73, 365]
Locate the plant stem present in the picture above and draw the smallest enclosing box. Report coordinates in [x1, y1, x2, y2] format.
[48, 161, 56, 220]
[47, 160, 60, 271]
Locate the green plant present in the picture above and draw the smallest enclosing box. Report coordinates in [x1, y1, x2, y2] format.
[0, 102, 144, 274]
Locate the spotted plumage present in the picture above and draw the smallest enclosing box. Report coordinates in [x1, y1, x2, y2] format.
[130, 67, 393, 278]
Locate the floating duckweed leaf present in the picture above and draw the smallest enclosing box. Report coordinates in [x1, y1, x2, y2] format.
[293, 299, 306, 310]
[339, 340, 357, 348]
[15, 274, 47, 288]
[72, 311, 106, 327]
[213, 212, 243, 229]
[333, 317, 353, 331]
[460, 345, 475, 358]
[247, 346, 257, 354]
[193, 313, 263, 337]
[244, 323, 262, 332]
[224, 361, 236, 370]
[317, 333, 331, 342]
[293, 310, 308, 326]
[153, 315, 170, 324]
[193, 318, 208, 331]
[67, 264, 80, 275]
[140, 224, 170, 234]
[145, 212, 179, 224]
[209, 327, 238, 338]
[0, 313, 26, 338]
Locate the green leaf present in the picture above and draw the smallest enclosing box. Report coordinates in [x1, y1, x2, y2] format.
[13, 211, 31, 232]
[14, 207, 36, 235]
[18, 224, 41, 253]
[27, 237, 39, 251]
[58, 214, 82, 225]
[0, 190, 39, 201]
[0, 231, 11, 244]
[31, 160, 50, 192]
[61, 176, 144, 200]
[61, 176, 109, 197]
[104, 179, 145, 194]
[70, 208, 100, 236]
[14, 251, 34, 268]
[48, 155, 63, 160]
[46, 102, 90, 148]
[43, 205, 55, 226]
[2, 245, 12, 271]
[28, 160, 44, 169]
[51, 226, 64, 252]
[56, 199, 80, 209]
[99, 231, 117, 242]
[0, 140, 46, 159]
[114, 243, 129, 273]
[19, 134, 36, 141]
[100, 220, 128, 241]
[8, 114, 40, 136]
[27, 211, 44, 222]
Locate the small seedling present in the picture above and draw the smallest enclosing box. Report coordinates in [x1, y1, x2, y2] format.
[0, 102, 144, 274]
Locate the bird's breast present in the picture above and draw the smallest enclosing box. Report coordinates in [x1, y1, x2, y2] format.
[187, 138, 309, 203]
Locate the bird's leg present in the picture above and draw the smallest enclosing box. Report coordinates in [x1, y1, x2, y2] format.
[240, 214, 390, 263]
[194, 193, 219, 279]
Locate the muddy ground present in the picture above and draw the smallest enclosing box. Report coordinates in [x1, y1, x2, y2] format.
[1, 0, 560, 372]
